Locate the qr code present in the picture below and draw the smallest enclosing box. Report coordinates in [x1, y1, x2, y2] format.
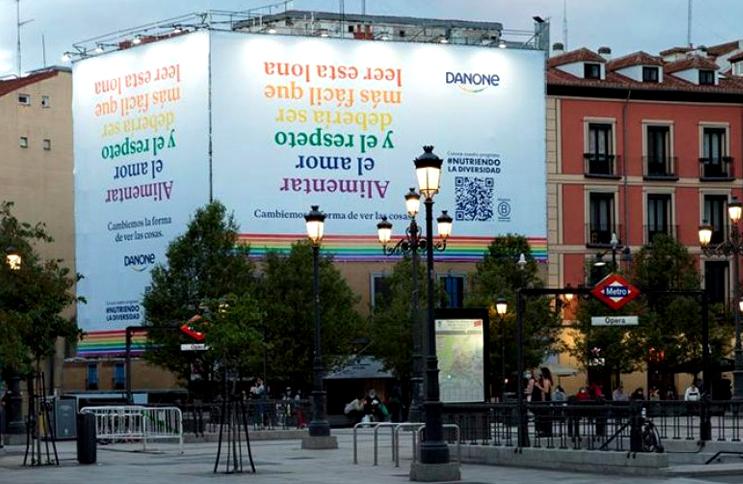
[455, 177, 494, 221]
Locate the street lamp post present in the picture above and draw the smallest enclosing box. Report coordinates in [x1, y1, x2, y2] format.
[610, 233, 619, 271]
[495, 297, 508, 400]
[376, 188, 425, 422]
[593, 233, 621, 273]
[409, 145, 459, 481]
[699, 196, 743, 399]
[301, 205, 337, 449]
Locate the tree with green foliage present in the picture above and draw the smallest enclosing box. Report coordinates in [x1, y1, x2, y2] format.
[570, 234, 732, 390]
[142, 201, 256, 388]
[570, 297, 646, 381]
[199, 293, 264, 377]
[368, 256, 427, 382]
[466, 234, 562, 396]
[634, 235, 731, 376]
[0, 201, 81, 380]
[258, 241, 364, 391]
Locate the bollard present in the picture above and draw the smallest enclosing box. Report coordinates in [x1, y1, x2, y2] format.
[77, 413, 97, 464]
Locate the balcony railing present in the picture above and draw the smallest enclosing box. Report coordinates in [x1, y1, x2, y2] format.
[584, 153, 620, 178]
[586, 223, 622, 247]
[643, 156, 678, 180]
[699, 156, 734, 180]
[644, 224, 678, 243]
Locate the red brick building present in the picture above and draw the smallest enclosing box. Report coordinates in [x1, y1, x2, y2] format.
[545, 41, 743, 392]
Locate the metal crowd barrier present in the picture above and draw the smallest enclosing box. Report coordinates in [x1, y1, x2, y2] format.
[81, 405, 183, 453]
[179, 399, 311, 435]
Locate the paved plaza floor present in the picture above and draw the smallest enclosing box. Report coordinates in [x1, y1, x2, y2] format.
[0, 429, 741, 484]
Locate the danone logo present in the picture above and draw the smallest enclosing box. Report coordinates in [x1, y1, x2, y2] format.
[445, 71, 500, 93]
[124, 253, 156, 272]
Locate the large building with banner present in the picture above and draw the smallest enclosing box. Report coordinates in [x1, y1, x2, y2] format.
[64, 10, 549, 398]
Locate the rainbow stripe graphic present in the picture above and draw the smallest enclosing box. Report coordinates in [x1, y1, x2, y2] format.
[76, 234, 546, 357]
[238, 233, 548, 262]
[77, 330, 147, 357]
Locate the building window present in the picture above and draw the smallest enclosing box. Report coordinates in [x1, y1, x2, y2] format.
[704, 195, 727, 244]
[399, 30, 406, 38]
[584, 63, 601, 79]
[43, 139, 51, 151]
[645, 125, 672, 177]
[18, 93, 30, 105]
[585, 123, 614, 176]
[113, 362, 126, 390]
[19, 137, 28, 148]
[699, 69, 715, 85]
[41, 95, 50, 108]
[646, 194, 672, 242]
[371, 274, 392, 309]
[704, 261, 728, 305]
[86, 362, 99, 390]
[347, 25, 354, 33]
[701, 127, 729, 178]
[735, 62, 743, 76]
[438, 274, 465, 308]
[642, 66, 659, 83]
[588, 192, 615, 246]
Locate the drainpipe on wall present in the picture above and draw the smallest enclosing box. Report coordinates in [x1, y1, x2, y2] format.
[622, 88, 632, 256]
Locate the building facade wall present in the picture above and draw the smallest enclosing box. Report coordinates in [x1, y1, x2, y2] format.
[0, 71, 74, 268]
[0, 69, 75, 395]
[552, 95, 743, 287]
[548, 89, 743, 394]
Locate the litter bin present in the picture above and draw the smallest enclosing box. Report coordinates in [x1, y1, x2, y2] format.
[76, 412, 96, 464]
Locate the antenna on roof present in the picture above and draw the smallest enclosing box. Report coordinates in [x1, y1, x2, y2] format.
[41, 33, 46, 68]
[16, 0, 34, 75]
[687, 0, 693, 47]
[562, 0, 568, 50]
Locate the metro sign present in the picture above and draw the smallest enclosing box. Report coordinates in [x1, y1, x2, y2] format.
[180, 314, 206, 342]
[591, 274, 640, 310]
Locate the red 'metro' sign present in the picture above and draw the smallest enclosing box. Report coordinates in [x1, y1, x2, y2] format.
[180, 314, 206, 342]
[591, 274, 640, 310]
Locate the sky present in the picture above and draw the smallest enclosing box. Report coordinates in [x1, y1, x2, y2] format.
[0, 0, 741, 76]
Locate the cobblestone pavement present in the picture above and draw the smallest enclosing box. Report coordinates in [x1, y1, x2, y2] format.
[0, 430, 741, 483]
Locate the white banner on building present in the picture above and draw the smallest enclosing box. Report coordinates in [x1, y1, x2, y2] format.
[73, 30, 545, 337]
[210, 31, 546, 238]
[73, 32, 211, 333]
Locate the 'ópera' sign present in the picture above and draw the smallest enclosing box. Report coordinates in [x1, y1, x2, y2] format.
[591, 316, 639, 326]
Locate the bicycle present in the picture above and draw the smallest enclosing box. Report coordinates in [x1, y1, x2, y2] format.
[639, 409, 664, 453]
[598, 405, 664, 453]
